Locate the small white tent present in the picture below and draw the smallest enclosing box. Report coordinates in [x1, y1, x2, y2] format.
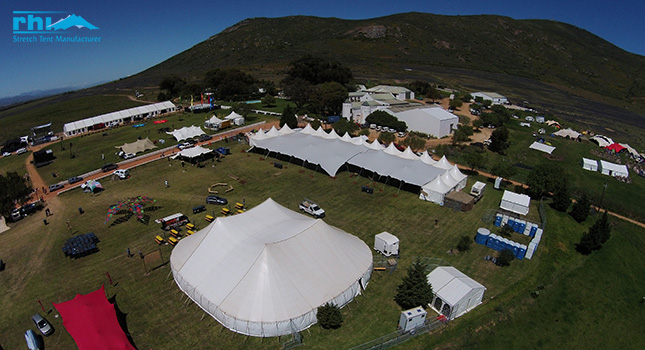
[500, 190, 531, 215]
[581, 158, 598, 172]
[427, 266, 486, 320]
[599, 160, 629, 177]
[167, 125, 205, 141]
[420, 176, 451, 204]
[529, 141, 555, 154]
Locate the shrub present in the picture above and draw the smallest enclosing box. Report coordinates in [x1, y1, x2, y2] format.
[317, 303, 343, 329]
[496, 249, 515, 267]
[457, 235, 472, 252]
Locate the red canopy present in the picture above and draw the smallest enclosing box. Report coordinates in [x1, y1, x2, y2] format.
[53, 285, 135, 350]
[606, 143, 626, 153]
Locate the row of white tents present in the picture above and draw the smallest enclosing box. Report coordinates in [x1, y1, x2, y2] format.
[63, 101, 177, 136]
[582, 158, 629, 177]
[248, 124, 468, 204]
[205, 111, 245, 130]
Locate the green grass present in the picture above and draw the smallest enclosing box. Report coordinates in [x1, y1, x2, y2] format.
[0, 152, 31, 178]
[1, 137, 643, 350]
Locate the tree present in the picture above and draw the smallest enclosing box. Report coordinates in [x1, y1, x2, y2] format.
[394, 260, 434, 310]
[311, 82, 347, 116]
[0, 172, 32, 218]
[595, 211, 611, 244]
[490, 160, 516, 180]
[449, 98, 463, 110]
[332, 118, 359, 136]
[261, 94, 276, 107]
[378, 132, 395, 145]
[365, 111, 407, 131]
[525, 163, 566, 199]
[317, 303, 343, 329]
[282, 77, 312, 109]
[452, 125, 473, 144]
[496, 249, 515, 267]
[457, 235, 472, 252]
[159, 75, 186, 98]
[499, 224, 514, 238]
[280, 105, 298, 129]
[488, 126, 510, 154]
[551, 185, 571, 212]
[463, 150, 485, 171]
[284, 55, 353, 86]
[358, 129, 370, 137]
[400, 136, 426, 151]
[570, 193, 591, 223]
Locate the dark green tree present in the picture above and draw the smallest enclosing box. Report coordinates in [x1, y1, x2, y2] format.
[452, 125, 473, 144]
[400, 136, 426, 151]
[551, 185, 571, 212]
[282, 77, 312, 109]
[365, 111, 407, 131]
[499, 224, 514, 238]
[317, 303, 343, 329]
[0, 172, 32, 218]
[463, 150, 486, 171]
[457, 235, 472, 252]
[394, 260, 434, 310]
[284, 55, 353, 86]
[261, 94, 276, 107]
[490, 160, 517, 180]
[595, 211, 611, 244]
[449, 99, 463, 110]
[159, 75, 186, 98]
[332, 118, 359, 136]
[577, 210, 612, 255]
[311, 82, 347, 116]
[358, 129, 370, 137]
[378, 132, 396, 145]
[496, 249, 515, 267]
[488, 126, 510, 154]
[280, 105, 298, 129]
[525, 163, 566, 199]
[570, 193, 592, 223]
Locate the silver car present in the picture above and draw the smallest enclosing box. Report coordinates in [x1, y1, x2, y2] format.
[32, 314, 53, 336]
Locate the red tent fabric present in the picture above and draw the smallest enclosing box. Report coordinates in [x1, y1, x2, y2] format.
[53, 285, 135, 350]
[606, 143, 626, 153]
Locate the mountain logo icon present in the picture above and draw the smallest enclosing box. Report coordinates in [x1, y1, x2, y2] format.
[47, 14, 99, 30]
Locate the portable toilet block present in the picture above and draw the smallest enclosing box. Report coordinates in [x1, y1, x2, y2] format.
[518, 244, 527, 260]
[486, 234, 497, 248]
[374, 231, 399, 257]
[399, 306, 427, 333]
[475, 228, 490, 245]
[494, 214, 503, 227]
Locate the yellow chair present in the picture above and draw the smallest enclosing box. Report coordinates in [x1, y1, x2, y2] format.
[235, 202, 245, 210]
[170, 229, 180, 238]
[168, 236, 179, 246]
[221, 208, 231, 216]
[155, 235, 164, 245]
[205, 215, 214, 222]
[236, 209, 245, 215]
[186, 223, 195, 230]
[186, 230, 195, 236]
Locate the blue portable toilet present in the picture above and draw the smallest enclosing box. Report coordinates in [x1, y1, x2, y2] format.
[512, 241, 520, 256]
[520, 220, 527, 233]
[475, 228, 490, 245]
[494, 214, 503, 227]
[517, 244, 527, 260]
[507, 217, 515, 230]
[486, 234, 497, 248]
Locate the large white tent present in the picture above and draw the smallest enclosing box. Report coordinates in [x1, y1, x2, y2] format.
[170, 198, 373, 337]
[500, 190, 531, 215]
[176, 146, 213, 159]
[167, 125, 205, 142]
[427, 266, 486, 320]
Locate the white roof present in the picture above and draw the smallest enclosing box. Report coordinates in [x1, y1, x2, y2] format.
[115, 137, 156, 154]
[170, 198, 372, 337]
[392, 106, 458, 136]
[419, 151, 437, 165]
[375, 231, 399, 244]
[167, 125, 205, 142]
[553, 128, 581, 139]
[435, 155, 453, 170]
[427, 266, 485, 307]
[278, 124, 295, 135]
[582, 158, 598, 167]
[500, 190, 531, 215]
[422, 175, 452, 194]
[206, 115, 223, 124]
[398, 147, 420, 160]
[224, 111, 243, 120]
[64, 101, 175, 133]
[599, 160, 629, 177]
[178, 146, 213, 158]
[590, 135, 614, 148]
[529, 141, 556, 154]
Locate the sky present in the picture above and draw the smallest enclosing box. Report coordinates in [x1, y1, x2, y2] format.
[1, 0, 644, 99]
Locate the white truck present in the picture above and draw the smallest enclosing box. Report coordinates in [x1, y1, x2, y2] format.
[299, 199, 325, 218]
[470, 181, 486, 203]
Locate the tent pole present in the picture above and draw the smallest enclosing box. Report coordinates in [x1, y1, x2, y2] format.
[397, 181, 403, 195]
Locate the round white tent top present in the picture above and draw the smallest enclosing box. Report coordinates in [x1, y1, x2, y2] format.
[170, 198, 372, 337]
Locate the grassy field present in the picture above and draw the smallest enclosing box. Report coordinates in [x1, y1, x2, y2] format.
[1, 136, 643, 350]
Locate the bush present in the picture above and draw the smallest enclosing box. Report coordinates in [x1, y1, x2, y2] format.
[394, 260, 434, 310]
[457, 235, 472, 252]
[317, 303, 343, 329]
[496, 249, 515, 267]
[499, 224, 514, 238]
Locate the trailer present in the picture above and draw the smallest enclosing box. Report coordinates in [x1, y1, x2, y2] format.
[374, 231, 399, 257]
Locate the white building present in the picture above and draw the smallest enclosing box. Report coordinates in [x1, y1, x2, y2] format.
[427, 266, 486, 320]
[365, 85, 415, 100]
[386, 106, 458, 138]
[471, 92, 508, 105]
[342, 85, 417, 124]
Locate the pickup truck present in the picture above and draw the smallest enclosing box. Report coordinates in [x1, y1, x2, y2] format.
[299, 199, 325, 218]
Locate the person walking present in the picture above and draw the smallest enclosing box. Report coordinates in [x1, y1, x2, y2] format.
[127, 248, 132, 258]
[138, 249, 144, 259]
[165, 179, 169, 188]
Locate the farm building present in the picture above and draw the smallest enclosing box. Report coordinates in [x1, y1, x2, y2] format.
[500, 190, 531, 216]
[581, 158, 599, 171]
[63, 101, 176, 136]
[471, 92, 508, 105]
[427, 266, 486, 320]
[170, 198, 373, 337]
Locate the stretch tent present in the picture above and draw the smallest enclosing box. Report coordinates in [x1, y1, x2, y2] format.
[170, 198, 373, 337]
[427, 267, 486, 320]
[500, 190, 531, 215]
[115, 137, 156, 154]
[53, 285, 135, 350]
[167, 125, 205, 142]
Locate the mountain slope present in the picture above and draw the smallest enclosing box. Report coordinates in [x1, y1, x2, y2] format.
[131, 12, 643, 102]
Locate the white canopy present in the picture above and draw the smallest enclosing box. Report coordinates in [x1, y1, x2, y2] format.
[224, 111, 243, 120]
[500, 190, 531, 215]
[582, 158, 598, 172]
[599, 160, 629, 177]
[115, 137, 156, 154]
[419, 151, 437, 165]
[553, 128, 581, 139]
[590, 135, 614, 148]
[170, 198, 372, 337]
[419, 176, 452, 204]
[279, 124, 295, 135]
[448, 165, 468, 191]
[434, 155, 453, 170]
[529, 141, 555, 154]
[427, 266, 486, 320]
[178, 146, 213, 159]
[167, 125, 205, 142]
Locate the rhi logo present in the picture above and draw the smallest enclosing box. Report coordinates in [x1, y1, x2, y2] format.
[13, 11, 99, 33]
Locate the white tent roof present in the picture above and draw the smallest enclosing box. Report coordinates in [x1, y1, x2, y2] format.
[300, 123, 315, 135]
[115, 137, 157, 154]
[265, 126, 280, 138]
[340, 132, 353, 142]
[500, 190, 531, 215]
[590, 135, 614, 148]
[167, 125, 205, 142]
[398, 147, 420, 160]
[170, 198, 372, 337]
[529, 141, 555, 154]
[449, 165, 468, 183]
[206, 115, 223, 124]
[582, 158, 598, 170]
[0, 216, 9, 234]
[64, 101, 175, 134]
[224, 111, 243, 120]
[419, 151, 437, 165]
[599, 160, 629, 177]
[178, 146, 213, 158]
[383, 143, 402, 156]
[427, 267, 485, 307]
[435, 155, 453, 170]
[553, 128, 581, 139]
[422, 175, 452, 194]
[278, 124, 295, 135]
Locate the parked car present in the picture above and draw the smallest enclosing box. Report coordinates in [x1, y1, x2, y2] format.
[68, 176, 84, 184]
[206, 195, 228, 205]
[199, 134, 213, 142]
[113, 169, 130, 179]
[20, 203, 39, 216]
[10, 208, 23, 222]
[177, 142, 193, 150]
[15, 147, 28, 155]
[32, 313, 54, 336]
[48, 183, 64, 192]
[2, 152, 10, 157]
[122, 153, 136, 160]
[101, 163, 118, 172]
